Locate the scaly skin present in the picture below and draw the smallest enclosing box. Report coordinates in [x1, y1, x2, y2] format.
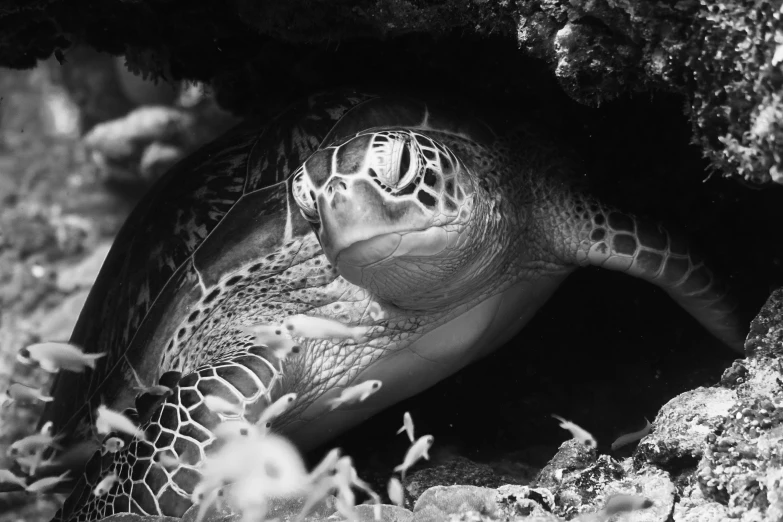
[49, 94, 744, 521]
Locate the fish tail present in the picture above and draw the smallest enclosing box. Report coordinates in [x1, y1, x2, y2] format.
[85, 353, 107, 369]
[551, 414, 567, 425]
[351, 326, 370, 342]
[396, 425, 405, 435]
[326, 398, 342, 411]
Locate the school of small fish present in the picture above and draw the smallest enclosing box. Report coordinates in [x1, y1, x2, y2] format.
[0, 314, 651, 520]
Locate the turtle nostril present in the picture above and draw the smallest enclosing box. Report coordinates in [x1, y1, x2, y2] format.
[326, 177, 348, 196]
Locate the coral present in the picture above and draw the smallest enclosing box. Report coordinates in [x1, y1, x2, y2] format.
[0, 0, 782, 183]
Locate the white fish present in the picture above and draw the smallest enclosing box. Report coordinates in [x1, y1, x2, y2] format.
[154, 450, 181, 470]
[345, 462, 381, 521]
[136, 384, 174, 397]
[128, 363, 173, 397]
[101, 437, 125, 456]
[552, 414, 597, 449]
[4, 383, 53, 404]
[213, 419, 254, 439]
[238, 324, 301, 360]
[396, 411, 414, 443]
[0, 469, 27, 487]
[93, 472, 118, 496]
[257, 393, 297, 426]
[39, 421, 54, 437]
[283, 315, 369, 342]
[387, 477, 404, 507]
[611, 418, 652, 451]
[367, 301, 387, 321]
[15, 452, 58, 476]
[307, 447, 341, 483]
[8, 433, 61, 457]
[95, 405, 147, 441]
[204, 395, 243, 416]
[296, 476, 337, 522]
[200, 433, 307, 497]
[327, 380, 382, 410]
[393, 434, 434, 481]
[18, 342, 105, 373]
[603, 494, 653, 515]
[25, 471, 70, 493]
[191, 486, 221, 522]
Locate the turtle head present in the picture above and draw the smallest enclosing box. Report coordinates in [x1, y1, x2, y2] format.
[291, 129, 481, 308]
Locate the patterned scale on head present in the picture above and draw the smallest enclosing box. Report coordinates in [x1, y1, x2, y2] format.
[292, 127, 490, 306]
[45, 91, 744, 522]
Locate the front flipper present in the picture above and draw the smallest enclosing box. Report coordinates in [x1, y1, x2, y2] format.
[556, 201, 745, 351]
[54, 347, 282, 521]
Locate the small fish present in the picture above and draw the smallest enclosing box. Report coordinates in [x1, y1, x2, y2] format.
[283, 315, 369, 342]
[101, 437, 125, 456]
[0, 469, 27, 487]
[367, 301, 387, 321]
[327, 380, 382, 410]
[552, 414, 597, 449]
[136, 384, 174, 397]
[307, 447, 341, 483]
[257, 393, 297, 426]
[346, 463, 381, 521]
[93, 472, 118, 496]
[238, 324, 301, 360]
[8, 433, 61, 457]
[154, 450, 181, 470]
[15, 452, 58, 476]
[611, 418, 652, 451]
[204, 395, 243, 416]
[128, 363, 173, 397]
[18, 342, 105, 373]
[191, 486, 221, 522]
[213, 419, 254, 439]
[397, 411, 414, 443]
[3, 383, 53, 405]
[393, 434, 434, 481]
[25, 471, 70, 493]
[39, 421, 54, 437]
[95, 405, 147, 441]
[388, 477, 404, 507]
[603, 494, 653, 515]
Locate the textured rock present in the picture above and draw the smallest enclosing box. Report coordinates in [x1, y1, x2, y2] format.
[634, 387, 737, 468]
[1, 1, 782, 183]
[413, 486, 498, 518]
[354, 504, 413, 522]
[406, 456, 524, 501]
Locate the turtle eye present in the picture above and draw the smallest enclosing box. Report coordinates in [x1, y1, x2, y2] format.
[373, 134, 419, 190]
[292, 169, 319, 223]
[390, 137, 419, 190]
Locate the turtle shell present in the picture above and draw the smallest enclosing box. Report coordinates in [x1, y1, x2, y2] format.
[42, 90, 499, 450]
[42, 90, 376, 440]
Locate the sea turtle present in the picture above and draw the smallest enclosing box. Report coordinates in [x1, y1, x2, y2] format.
[42, 89, 744, 521]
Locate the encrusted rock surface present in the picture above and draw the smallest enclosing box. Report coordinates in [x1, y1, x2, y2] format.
[1, 1, 783, 184]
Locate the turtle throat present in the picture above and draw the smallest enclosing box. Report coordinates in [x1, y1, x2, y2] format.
[336, 198, 510, 311]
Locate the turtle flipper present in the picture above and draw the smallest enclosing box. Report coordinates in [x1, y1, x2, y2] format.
[54, 346, 281, 521]
[555, 200, 745, 351]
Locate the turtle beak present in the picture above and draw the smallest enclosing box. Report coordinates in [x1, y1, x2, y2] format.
[317, 177, 428, 267]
